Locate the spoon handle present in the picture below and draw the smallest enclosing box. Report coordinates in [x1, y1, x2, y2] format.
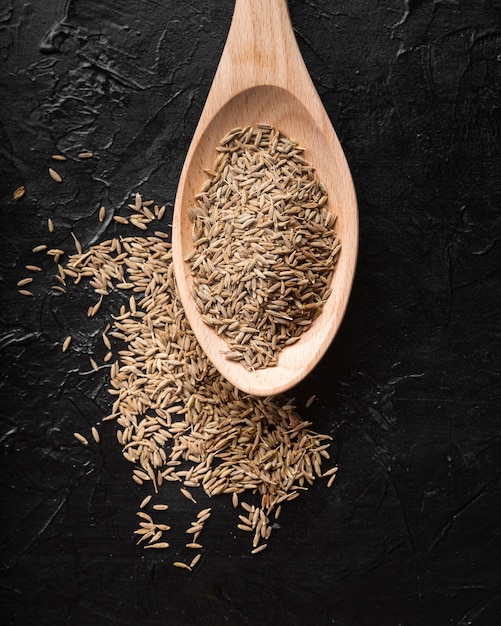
[212, 0, 314, 97]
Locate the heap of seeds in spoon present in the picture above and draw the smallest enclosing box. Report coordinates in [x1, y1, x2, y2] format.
[187, 124, 341, 371]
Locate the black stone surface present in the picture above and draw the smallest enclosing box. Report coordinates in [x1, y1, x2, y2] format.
[1, 1, 500, 624]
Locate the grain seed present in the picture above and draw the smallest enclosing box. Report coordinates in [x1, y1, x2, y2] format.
[327, 473, 337, 488]
[49, 168, 62, 183]
[197, 512, 211, 524]
[102, 332, 111, 350]
[251, 543, 268, 554]
[148, 531, 163, 544]
[237, 524, 253, 532]
[62, 335, 72, 352]
[180, 488, 197, 503]
[74, 432, 89, 445]
[129, 295, 136, 315]
[17, 278, 33, 287]
[140, 495, 152, 509]
[144, 542, 170, 549]
[305, 394, 316, 408]
[71, 232, 83, 254]
[190, 553, 202, 568]
[322, 466, 338, 478]
[134, 192, 142, 210]
[155, 524, 171, 531]
[136, 511, 153, 522]
[13, 185, 25, 200]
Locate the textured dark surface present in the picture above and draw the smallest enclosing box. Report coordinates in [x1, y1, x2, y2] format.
[1, 1, 501, 624]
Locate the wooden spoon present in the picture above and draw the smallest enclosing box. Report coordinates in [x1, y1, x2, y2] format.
[172, 0, 358, 397]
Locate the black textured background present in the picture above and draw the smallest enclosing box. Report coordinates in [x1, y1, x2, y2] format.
[1, 1, 501, 624]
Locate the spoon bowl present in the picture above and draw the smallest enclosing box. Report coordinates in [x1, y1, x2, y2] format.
[173, 0, 358, 396]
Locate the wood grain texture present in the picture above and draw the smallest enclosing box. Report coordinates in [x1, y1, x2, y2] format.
[173, 0, 358, 396]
